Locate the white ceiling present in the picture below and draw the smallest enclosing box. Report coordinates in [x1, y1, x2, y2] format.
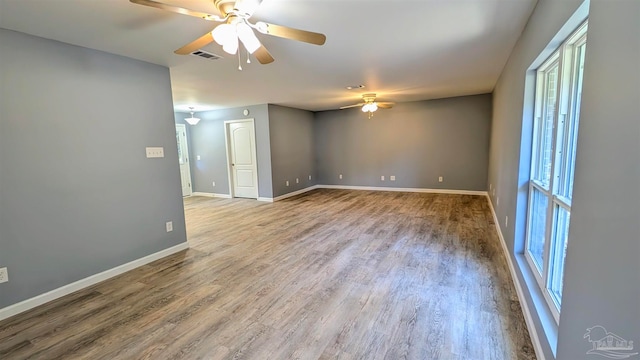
[0, 0, 537, 112]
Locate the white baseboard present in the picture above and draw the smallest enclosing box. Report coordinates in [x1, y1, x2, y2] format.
[485, 195, 545, 360]
[195, 186, 485, 202]
[317, 184, 487, 196]
[193, 192, 269, 202]
[191, 192, 231, 199]
[0, 242, 190, 322]
[273, 185, 320, 202]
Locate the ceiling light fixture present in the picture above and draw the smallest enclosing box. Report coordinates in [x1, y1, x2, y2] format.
[362, 102, 378, 113]
[361, 102, 379, 118]
[212, 23, 239, 55]
[185, 107, 201, 125]
[237, 22, 261, 53]
[340, 94, 394, 119]
[212, 20, 261, 56]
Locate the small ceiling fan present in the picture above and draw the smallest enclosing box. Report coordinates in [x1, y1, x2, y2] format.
[340, 93, 395, 118]
[130, 0, 326, 68]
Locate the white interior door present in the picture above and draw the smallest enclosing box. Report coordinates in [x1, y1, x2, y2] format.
[226, 120, 258, 199]
[176, 124, 192, 197]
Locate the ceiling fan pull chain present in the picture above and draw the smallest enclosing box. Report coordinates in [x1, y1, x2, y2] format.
[237, 40, 243, 71]
[247, 49, 251, 64]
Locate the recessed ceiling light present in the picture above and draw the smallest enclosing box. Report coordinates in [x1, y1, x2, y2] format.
[346, 85, 365, 90]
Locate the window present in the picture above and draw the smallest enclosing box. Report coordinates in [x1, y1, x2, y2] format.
[525, 21, 587, 322]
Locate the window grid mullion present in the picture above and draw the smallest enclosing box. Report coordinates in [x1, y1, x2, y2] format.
[542, 50, 565, 294]
[553, 196, 572, 211]
[524, 183, 547, 291]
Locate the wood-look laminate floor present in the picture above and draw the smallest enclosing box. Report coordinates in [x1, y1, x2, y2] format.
[0, 189, 536, 360]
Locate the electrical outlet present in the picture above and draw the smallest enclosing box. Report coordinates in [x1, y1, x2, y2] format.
[166, 221, 173, 232]
[438, 176, 443, 182]
[390, 176, 396, 181]
[197, 155, 201, 160]
[505, 216, 509, 227]
[212, 181, 216, 187]
[145, 147, 164, 158]
[309, 175, 312, 180]
[492, 188, 496, 196]
[381, 176, 385, 181]
[339, 174, 343, 179]
[296, 178, 299, 184]
[286, 180, 290, 186]
[0, 267, 8, 283]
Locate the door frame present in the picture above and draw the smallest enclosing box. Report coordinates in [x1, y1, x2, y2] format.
[176, 123, 193, 197]
[224, 118, 259, 199]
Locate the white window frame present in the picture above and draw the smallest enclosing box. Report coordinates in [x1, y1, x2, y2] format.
[524, 21, 587, 323]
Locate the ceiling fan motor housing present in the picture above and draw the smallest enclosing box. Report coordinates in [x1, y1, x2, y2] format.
[362, 93, 377, 103]
[213, 0, 237, 15]
[214, 0, 261, 17]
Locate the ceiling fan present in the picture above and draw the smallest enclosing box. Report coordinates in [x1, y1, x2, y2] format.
[130, 0, 326, 68]
[340, 93, 395, 118]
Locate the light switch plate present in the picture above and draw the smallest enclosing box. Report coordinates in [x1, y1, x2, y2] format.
[146, 147, 164, 158]
[0, 267, 8, 283]
[166, 221, 173, 232]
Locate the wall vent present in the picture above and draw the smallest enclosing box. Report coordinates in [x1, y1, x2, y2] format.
[190, 50, 222, 60]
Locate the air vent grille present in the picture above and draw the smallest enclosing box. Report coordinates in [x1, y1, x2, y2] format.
[190, 50, 222, 60]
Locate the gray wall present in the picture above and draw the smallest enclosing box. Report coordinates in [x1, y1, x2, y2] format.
[487, 0, 640, 358]
[488, 0, 586, 356]
[314, 94, 491, 191]
[0, 29, 187, 308]
[268, 105, 316, 197]
[557, 1, 639, 358]
[184, 105, 273, 198]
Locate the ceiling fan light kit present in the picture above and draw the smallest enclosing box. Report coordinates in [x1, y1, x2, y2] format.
[130, 0, 326, 69]
[236, 23, 261, 53]
[340, 93, 395, 119]
[362, 103, 378, 113]
[212, 20, 261, 55]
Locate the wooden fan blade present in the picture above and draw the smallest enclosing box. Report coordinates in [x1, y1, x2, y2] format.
[130, 0, 222, 21]
[174, 31, 215, 55]
[257, 22, 326, 45]
[254, 45, 275, 64]
[377, 102, 395, 109]
[340, 103, 365, 110]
